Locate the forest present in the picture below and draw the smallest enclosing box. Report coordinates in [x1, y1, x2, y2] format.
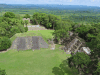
[0, 4, 100, 75]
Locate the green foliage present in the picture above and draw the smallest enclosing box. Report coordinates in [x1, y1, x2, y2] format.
[15, 14, 22, 20]
[0, 13, 25, 38]
[10, 19, 20, 26]
[3, 12, 15, 18]
[24, 26, 28, 32]
[2, 17, 12, 24]
[74, 24, 93, 42]
[47, 14, 61, 29]
[0, 17, 3, 23]
[86, 32, 100, 75]
[68, 52, 91, 74]
[20, 20, 25, 25]
[52, 19, 73, 44]
[9, 26, 21, 37]
[0, 27, 6, 37]
[0, 36, 11, 50]
[23, 14, 30, 18]
[10, 25, 25, 33]
[52, 23, 70, 42]
[71, 52, 91, 65]
[32, 12, 40, 19]
[93, 62, 100, 75]
[68, 15, 100, 23]
[72, 22, 100, 42]
[0, 68, 6, 75]
[24, 20, 29, 26]
[0, 22, 10, 37]
[32, 12, 62, 29]
[32, 12, 47, 25]
[88, 32, 100, 56]
[32, 19, 37, 25]
[17, 25, 25, 33]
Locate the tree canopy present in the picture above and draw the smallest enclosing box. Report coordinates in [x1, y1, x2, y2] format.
[3, 12, 15, 18]
[23, 14, 30, 18]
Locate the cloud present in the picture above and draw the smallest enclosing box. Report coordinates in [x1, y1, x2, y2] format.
[70, 0, 72, 2]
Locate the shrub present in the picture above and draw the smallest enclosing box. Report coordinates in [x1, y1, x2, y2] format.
[23, 14, 30, 18]
[0, 68, 6, 75]
[0, 36, 11, 51]
[17, 25, 25, 33]
[24, 26, 28, 32]
[3, 12, 15, 18]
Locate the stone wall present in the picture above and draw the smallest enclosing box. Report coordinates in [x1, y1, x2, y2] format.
[23, 18, 30, 23]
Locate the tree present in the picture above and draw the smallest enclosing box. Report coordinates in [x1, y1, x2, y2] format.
[15, 14, 21, 20]
[0, 21, 10, 37]
[23, 14, 30, 18]
[81, 32, 100, 75]
[52, 22, 71, 44]
[0, 68, 6, 75]
[39, 13, 49, 25]
[0, 13, 25, 38]
[48, 14, 61, 29]
[32, 12, 40, 25]
[0, 36, 11, 51]
[75, 24, 90, 42]
[3, 12, 15, 18]
[24, 20, 29, 26]
[88, 31, 100, 75]
[2, 17, 12, 24]
[67, 52, 92, 75]
[9, 26, 21, 37]
[0, 27, 7, 37]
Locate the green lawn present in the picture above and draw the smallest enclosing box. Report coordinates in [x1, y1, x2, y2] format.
[10, 30, 55, 44]
[0, 30, 79, 75]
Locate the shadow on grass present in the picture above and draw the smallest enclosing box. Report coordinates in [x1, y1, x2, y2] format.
[52, 59, 79, 75]
[0, 49, 7, 52]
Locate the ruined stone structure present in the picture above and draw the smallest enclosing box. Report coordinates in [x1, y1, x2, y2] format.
[57, 31, 91, 55]
[64, 38, 82, 54]
[9, 36, 49, 51]
[64, 37, 91, 55]
[23, 18, 30, 23]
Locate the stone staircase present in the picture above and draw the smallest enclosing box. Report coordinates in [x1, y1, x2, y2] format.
[65, 38, 82, 54]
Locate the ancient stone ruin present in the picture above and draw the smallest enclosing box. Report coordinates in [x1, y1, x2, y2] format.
[47, 38, 55, 50]
[64, 38, 91, 55]
[9, 36, 49, 51]
[23, 18, 30, 23]
[54, 31, 91, 55]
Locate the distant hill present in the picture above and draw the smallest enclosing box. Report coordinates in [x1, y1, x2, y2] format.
[0, 4, 100, 12]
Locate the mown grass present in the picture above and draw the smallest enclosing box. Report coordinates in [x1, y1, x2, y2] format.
[0, 44, 78, 75]
[10, 30, 55, 44]
[0, 30, 79, 75]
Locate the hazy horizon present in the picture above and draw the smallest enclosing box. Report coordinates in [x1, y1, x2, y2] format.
[0, 0, 100, 7]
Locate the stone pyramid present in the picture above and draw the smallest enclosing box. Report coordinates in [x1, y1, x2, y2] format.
[9, 36, 49, 51]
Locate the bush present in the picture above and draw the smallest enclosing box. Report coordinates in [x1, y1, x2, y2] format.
[17, 25, 25, 33]
[23, 14, 30, 18]
[0, 36, 12, 51]
[24, 27, 28, 32]
[3, 12, 15, 18]
[0, 68, 6, 75]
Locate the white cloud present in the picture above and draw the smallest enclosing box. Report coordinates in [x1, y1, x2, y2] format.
[70, 0, 72, 2]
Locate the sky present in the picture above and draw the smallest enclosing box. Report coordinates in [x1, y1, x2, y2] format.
[0, 0, 100, 7]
